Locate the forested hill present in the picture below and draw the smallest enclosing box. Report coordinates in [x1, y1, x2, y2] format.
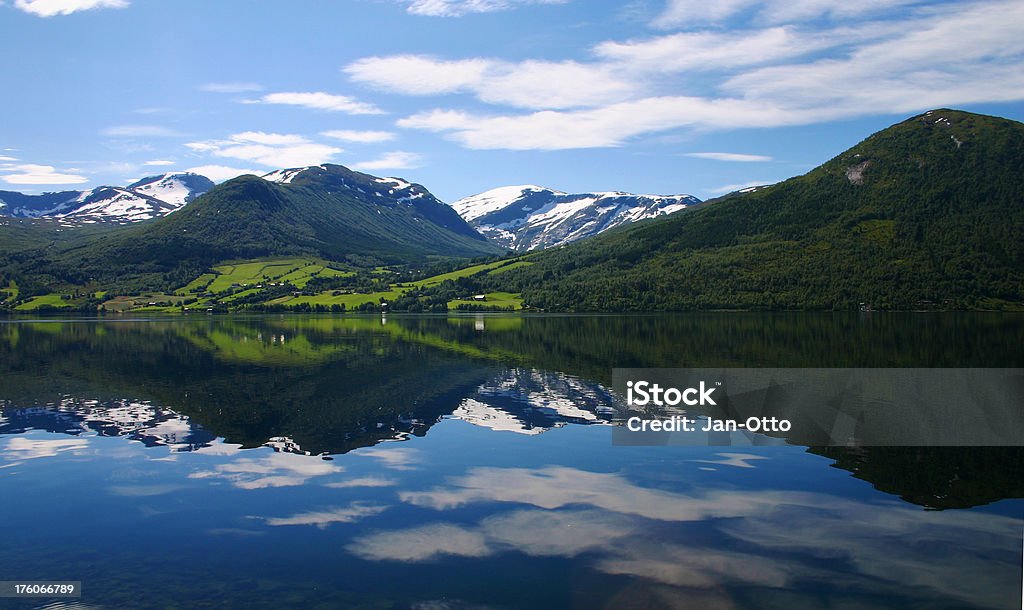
[481, 109, 1024, 311]
[3, 165, 502, 293]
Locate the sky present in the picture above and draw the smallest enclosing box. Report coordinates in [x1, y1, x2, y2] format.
[1, 0, 1022, 202]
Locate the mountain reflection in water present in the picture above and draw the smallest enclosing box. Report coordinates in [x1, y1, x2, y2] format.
[0, 314, 1021, 609]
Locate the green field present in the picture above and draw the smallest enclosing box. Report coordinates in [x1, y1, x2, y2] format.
[1, 281, 18, 304]
[486, 260, 534, 275]
[15, 294, 76, 311]
[266, 258, 531, 310]
[272, 289, 405, 309]
[207, 259, 317, 293]
[13, 255, 527, 314]
[416, 259, 527, 287]
[448, 292, 524, 310]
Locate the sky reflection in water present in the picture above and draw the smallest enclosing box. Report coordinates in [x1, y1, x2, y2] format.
[0, 315, 1020, 609]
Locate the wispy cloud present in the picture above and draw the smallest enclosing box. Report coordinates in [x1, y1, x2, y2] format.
[4, 437, 89, 458]
[401, 0, 567, 18]
[651, 0, 924, 29]
[324, 476, 397, 488]
[188, 451, 341, 490]
[101, 125, 182, 138]
[685, 152, 773, 162]
[369, 0, 1024, 150]
[184, 165, 260, 183]
[143, 159, 174, 166]
[186, 132, 342, 168]
[252, 92, 384, 115]
[397, 97, 803, 150]
[355, 447, 421, 470]
[692, 452, 771, 468]
[266, 502, 389, 528]
[707, 180, 776, 195]
[321, 130, 396, 143]
[346, 55, 632, 110]
[201, 82, 263, 94]
[14, 0, 128, 17]
[1, 164, 89, 185]
[351, 151, 423, 171]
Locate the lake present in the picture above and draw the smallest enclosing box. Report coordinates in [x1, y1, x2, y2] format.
[0, 313, 1021, 609]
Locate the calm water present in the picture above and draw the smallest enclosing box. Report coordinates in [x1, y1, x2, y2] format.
[0, 313, 1021, 609]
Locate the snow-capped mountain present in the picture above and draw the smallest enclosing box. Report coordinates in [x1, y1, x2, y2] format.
[451, 368, 616, 435]
[451, 185, 701, 251]
[262, 166, 432, 204]
[0, 172, 214, 224]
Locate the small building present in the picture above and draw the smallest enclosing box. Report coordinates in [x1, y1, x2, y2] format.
[473, 294, 487, 301]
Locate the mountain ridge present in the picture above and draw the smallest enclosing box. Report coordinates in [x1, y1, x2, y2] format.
[476, 108, 1024, 310]
[0, 172, 214, 224]
[452, 185, 701, 251]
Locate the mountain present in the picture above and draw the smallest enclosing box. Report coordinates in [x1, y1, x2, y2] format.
[452, 185, 700, 251]
[480, 109, 1024, 311]
[10, 164, 500, 291]
[0, 172, 214, 224]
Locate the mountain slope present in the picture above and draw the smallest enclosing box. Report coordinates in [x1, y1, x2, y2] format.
[19, 164, 500, 289]
[452, 185, 700, 250]
[482, 109, 1024, 310]
[0, 172, 213, 224]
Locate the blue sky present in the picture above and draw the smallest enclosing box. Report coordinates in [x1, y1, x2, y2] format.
[1, 0, 1022, 202]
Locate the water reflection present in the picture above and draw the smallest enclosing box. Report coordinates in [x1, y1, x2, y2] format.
[351, 467, 1021, 607]
[0, 315, 1021, 608]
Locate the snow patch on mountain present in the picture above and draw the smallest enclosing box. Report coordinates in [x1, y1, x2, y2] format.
[452, 185, 701, 251]
[0, 173, 213, 224]
[262, 168, 309, 184]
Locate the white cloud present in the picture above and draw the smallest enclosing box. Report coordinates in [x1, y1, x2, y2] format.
[201, 82, 263, 94]
[398, 97, 806, 150]
[350, 151, 423, 171]
[685, 152, 773, 162]
[266, 502, 389, 528]
[346, 55, 493, 96]
[707, 180, 777, 194]
[722, 1, 1024, 113]
[144, 159, 174, 166]
[4, 437, 89, 459]
[346, 55, 633, 110]
[349, 523, 492, 561]
[229, 131, 310, 146]
[593, 26, 838, 73]
[186, 132, 342, 168]
[14, 0, 127, 17]
[184, 165, 260, 182]
[321, 130, 397, 143]
[0, 156, 18, 162]
[1, 164, 89, 185]
[367, 0, 1024, 151]
[366, 464, 1019, 606]
[324, 476, 397, 488]
[255, 92, 383, 115]
[401, 466, 808, 520]
[188, 451, 341, 489]
[101, 125, 181, 138]
[402, 0, 567, 18]
[651, 0, 924, 28]
[650, 0, 755, 27]
[692, 452, 771, 467]
[355, 447, 421, 470]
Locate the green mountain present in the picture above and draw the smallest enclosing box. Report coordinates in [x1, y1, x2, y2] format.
[483, 109, 1024, 310]
[3, 164, 501, 292]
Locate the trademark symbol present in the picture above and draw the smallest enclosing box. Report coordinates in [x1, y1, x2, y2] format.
[716, 382, 722, 386]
